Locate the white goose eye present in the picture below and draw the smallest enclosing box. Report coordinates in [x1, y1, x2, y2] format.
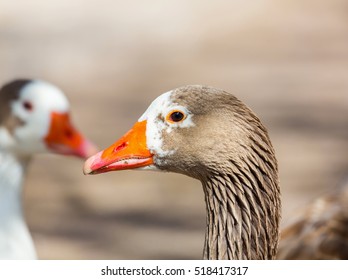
[166, 110, 186, 123]
[22, 101, 33, 112]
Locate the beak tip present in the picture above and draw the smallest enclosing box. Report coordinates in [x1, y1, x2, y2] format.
[81, 141, 99, 159]
[83, 165, 91, 175]
[83, 149, 105, 175]
[83, 155, 95, 175]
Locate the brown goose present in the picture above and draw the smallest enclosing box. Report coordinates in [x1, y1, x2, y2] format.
[84, 85, 281, 260]
[278, 178, 348, 259]
[0, 79, 97, 259]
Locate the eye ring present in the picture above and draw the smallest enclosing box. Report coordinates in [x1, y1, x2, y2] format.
[166, 110, 186, 123]
[23, 101, 33, 111]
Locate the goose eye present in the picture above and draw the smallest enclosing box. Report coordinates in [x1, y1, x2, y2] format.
[23, 101, 33, 111]
[167, 110, 185, 123]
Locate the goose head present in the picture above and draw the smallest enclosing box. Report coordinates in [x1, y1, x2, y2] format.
[84, 85, 280, 259]
[0, 79, 96, 159]
[84, 85, 276, 178]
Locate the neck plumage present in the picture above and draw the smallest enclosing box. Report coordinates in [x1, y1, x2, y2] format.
[202, 157, 280, 259]
[0, 151, 37, 259]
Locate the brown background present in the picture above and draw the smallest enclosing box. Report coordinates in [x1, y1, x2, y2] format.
[1, 0, 348, 259]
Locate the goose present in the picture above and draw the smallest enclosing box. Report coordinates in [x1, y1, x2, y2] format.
[84, 85, 281, 260]
[0, 79, 97, 259]
[277, 178, 348, 259]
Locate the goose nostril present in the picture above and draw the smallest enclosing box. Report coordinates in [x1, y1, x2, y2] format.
[113, 142, 127, 153]
[65, 129, 73, 139]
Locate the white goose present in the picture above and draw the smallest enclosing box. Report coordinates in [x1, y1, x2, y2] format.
[84, 85, 281, 260]
[0, 79, 96, 259]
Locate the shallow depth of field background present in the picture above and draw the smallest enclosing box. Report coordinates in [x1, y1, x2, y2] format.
[0, 0, 347, 259]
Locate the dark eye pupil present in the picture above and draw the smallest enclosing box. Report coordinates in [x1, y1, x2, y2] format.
[23, 101, 33, 111]
[170, 111, 184, 122]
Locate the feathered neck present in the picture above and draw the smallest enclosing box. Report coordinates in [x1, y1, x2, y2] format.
[0, 150, 37, 259]
[201, 134, 280, 260]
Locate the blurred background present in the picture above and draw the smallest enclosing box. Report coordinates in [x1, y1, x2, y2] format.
[0, 0, 347, 259]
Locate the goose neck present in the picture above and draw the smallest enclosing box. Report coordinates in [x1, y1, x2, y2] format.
[0, 151, 36, 259]
[202, 171, 280, 260]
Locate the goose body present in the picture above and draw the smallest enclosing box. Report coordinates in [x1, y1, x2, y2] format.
[84, 85, 281, 260]
[0, 153, 34, 259]
[278, 179, 348, 259]
[0, 79, 96, 259]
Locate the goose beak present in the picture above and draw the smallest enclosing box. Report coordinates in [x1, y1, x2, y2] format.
[44, 112, 98, 159]
[83, 120, 153, 175]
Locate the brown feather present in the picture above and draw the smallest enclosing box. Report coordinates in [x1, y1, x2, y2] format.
[156, 86, 281, 259]
[0, 79, 30, 132]
[278, 179, 348, 259]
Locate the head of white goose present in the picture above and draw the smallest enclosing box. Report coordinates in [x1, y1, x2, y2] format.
[0, 79, 97, 260]
[0, 79, 96, 159]
[84, 85, 281, 260]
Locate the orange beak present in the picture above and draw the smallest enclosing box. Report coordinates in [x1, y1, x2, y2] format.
[44, 112, 98, 159]
[83, 120, 153, 175]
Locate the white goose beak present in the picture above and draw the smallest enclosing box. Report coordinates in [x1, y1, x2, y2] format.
[44, 112, 98, 159]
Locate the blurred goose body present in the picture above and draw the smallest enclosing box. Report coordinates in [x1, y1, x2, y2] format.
[278, 179, 348, 259]
[0, 79, 96, 259]
[84, 85, 281, 260]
